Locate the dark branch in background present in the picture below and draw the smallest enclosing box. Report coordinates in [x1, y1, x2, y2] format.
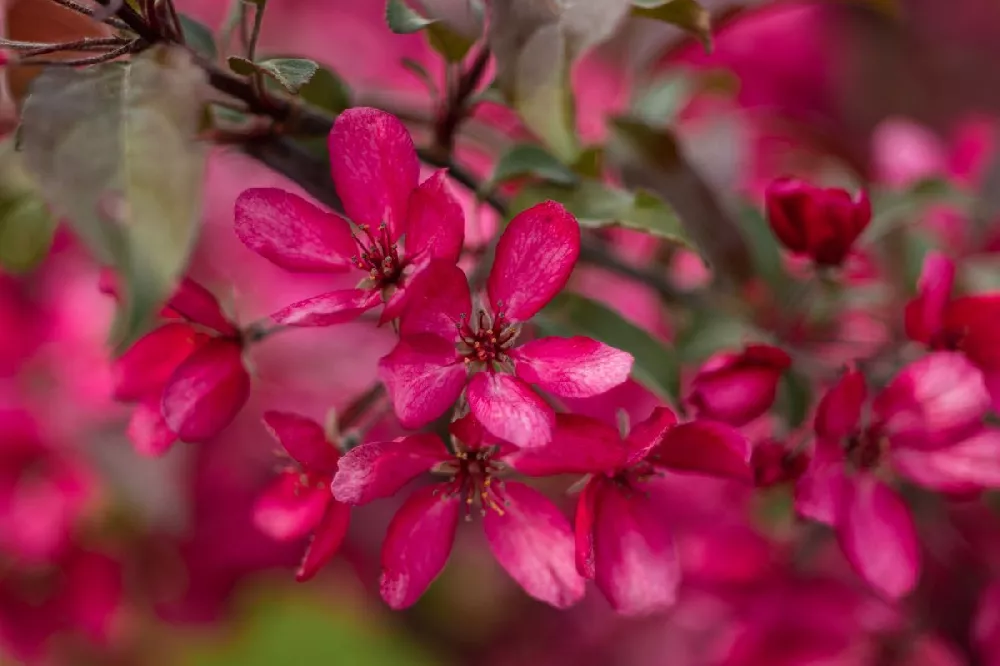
[430, 47, 491, 161]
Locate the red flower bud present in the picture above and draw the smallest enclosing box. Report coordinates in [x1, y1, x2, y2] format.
[688, 344, 792, 427]
[765, 177, 871, 266]
[751, 439, 808, 488]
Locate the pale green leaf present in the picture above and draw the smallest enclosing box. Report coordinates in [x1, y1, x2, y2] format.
[512, 24, 578, 162]
[631, 0, 713, 52]
[385, 0, 437, 33]
[298, 66, 351, 114]
[257, 58, 319, 94]
[179, 13, 218, 60]
[537, 292, 680, 403]
[487, 144, 578, 191]
[0, 139, 56, 273]
[227, 55, 257, 76]
[631, 72, 694, 126]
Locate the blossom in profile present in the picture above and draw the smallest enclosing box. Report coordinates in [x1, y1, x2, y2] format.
[379, 202, 633, 448]
[507, 408, 751, 615]
[688, 344, 791, 426]
[253, 412, 351, 582]
[234, 107, 465, 326]
[332, 415, 584, 610]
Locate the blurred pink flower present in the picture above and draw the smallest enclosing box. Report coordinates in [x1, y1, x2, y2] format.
[235, 107, 465, 326]
[751, 438, 809, 488]
[508, 408, 750, 615]
[688, 344, 791, 427]
[252, 411, 350, 582]
[379, 202, 632, 448]
[332, 415, 584, 610]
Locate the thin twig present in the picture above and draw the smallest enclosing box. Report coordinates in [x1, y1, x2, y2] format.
[18, 37, 129, 58]
[431, 47, 491, 159]
[21, 42, 136, 66]
[50, 0, 131, 29]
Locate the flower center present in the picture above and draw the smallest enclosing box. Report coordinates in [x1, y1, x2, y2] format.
[351, 223, 402, 285]
[845, 427, 885, 470]
[610, 462, 659, 495]
[455, 307, 519, 369]
[437, 448, 507, 519]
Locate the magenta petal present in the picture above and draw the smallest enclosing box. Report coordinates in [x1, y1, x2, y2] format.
[793, 438, 848, 525]
[113, 323, 205, 401]
[905, 251, 955, 344]
[378, 334, 466, 429]
[168, 278, 236, 335]
[836, 475, 919, 600]
[625, 407, 679, 464]
[575, 476, 603, 579]
[467, 373, 554, 448]
[512, 336, 633, 398]
[271, 288, 381, 327]
[253, 472, 329, 541]
[398, 260, 472, 339]
[404, 171, 465, 263]
[160, 339, 250, 442]
[649, 420, 752, 481]
[234, 188, 356, 273]
[262, 411, 339, 474]
[874, 352, 990, 450]
[296, 501, 351, 582]
[892, 428, 1000, 493]
[329, 107, 419, 236]
[506, 414, 624, 477]
[483, 481, 585, 609]
[594, 484, 680, 615]
[487, 201, 581, 321]
[379, 484, 460, 609]
[331, 434, 450, 505]
[126, 398, 177, 457]
[814, 369, 867, 441]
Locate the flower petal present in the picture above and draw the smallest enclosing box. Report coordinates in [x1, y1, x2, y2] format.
[624, 407, 679, 464]
[892, 428, 1000, 493]
[167, 278, 236, 335]
[687, 345, 791, 427]
[252, 472, 329, 541]
[271, 288, 381, 327]
[467, 373, 554, 448]
[647, 420, 752, 481]
[404, 171, 465, 263]
[330, 107, 419, 236]
[126, 398, 177, 457]
[483, 481, 585, 609]
[945, 295, 1000, 371]
[378, 334, 466, 429]
[874, 352, 989, 450]
[234, 187, 356, 273]
[512, 336, 633, 398]
[112, 323, 206, 401]
[506, 414, 625, 477]
[379, 485, 460, 610]
[793, 438, 848, 525]
[296, 501, 351, 582]
[575, 476, 603, 579]
[814, 368, 867, 441]
[904, 251, 955, 345]
[398, 260, 472, 340]
[594, 483, 680, 615]
[487, 201, 580, 322]
[836, 475, 919, 600]
[161, 339, 250, 442]
[262, 411, 339, 474]
[332, 434, 450, 505]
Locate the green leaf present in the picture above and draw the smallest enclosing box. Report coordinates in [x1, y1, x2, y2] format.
[631, 72, 694, 127]
[20, 46, 208, 349]
[178, 13, 218, 60]
[511, 25, 578, 162]
[631, 0, 713, 52]
[775, 369, 811, 430]
[512, 179, 690, 245]
[426, 22, 475, 62]
[298, 66, 351, 114]
[0, 139, 56, 273]
[735, 203, 789, 296]
[537, 292, 680, 403]
[864, 177, 972, 243]
[675, 307, 759, 363]
[227, 55, 257, 76]
[487, 144, 578, 192]
[257, 58, 319, 94]
[385, 0, 437, 33]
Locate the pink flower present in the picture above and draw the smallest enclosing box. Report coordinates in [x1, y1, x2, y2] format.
[795, 354, 1000, 599]
[252, 412, 351, 582]
[234, 107, 464, 326]
[378, 202, 634, 448]
[111, 278, 250, 455]
[506, 408, 750, 615]
[905, 251, 1000, 410]
[765, 177, 871, 266]
[331, 415, 585, 610]
[750, 438, 809, 488]
[687, 344, 791, 426]
[0, 409, 93, 564]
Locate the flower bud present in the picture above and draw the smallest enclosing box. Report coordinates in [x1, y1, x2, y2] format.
[688, 344, 791, 426]
[751, 439, 808, 487]
[765, 177, 871, 266]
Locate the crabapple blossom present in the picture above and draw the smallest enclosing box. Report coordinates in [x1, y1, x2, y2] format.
[688, 344, 791, 426]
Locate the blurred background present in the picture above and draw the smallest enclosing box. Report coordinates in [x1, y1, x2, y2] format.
[2, 0, 1000, 664]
